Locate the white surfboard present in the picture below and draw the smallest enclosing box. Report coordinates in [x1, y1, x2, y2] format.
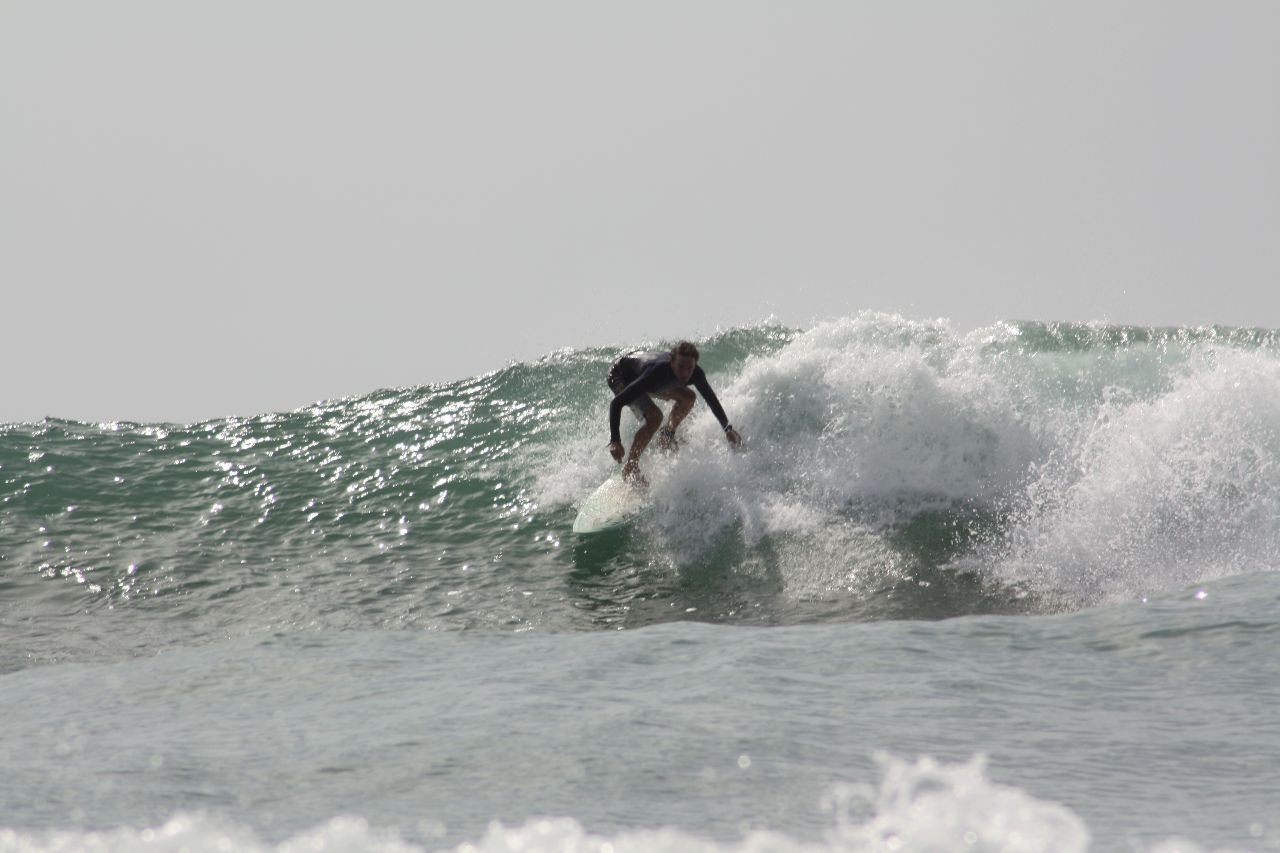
[572, 474, 649, 534]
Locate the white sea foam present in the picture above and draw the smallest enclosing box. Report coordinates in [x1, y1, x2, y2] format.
[994, 346, 1280, 603]
[703, 314, 1039, 511]
[536, 312, 1280, 604]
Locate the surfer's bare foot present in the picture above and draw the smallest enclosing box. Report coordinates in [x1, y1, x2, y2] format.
[656, 428, 679, 453]
[621, 461, 648, 490]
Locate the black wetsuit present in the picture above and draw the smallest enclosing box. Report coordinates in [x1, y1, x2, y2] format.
[607, 351, 731, 443]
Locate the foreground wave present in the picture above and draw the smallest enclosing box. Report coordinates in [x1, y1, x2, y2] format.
[4, 752, 1257, 852]
[0, 755, 1091, 852]
[3, 313, 1280, 665]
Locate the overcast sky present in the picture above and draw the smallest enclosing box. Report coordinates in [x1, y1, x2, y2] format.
[4, 2, 1278, 424]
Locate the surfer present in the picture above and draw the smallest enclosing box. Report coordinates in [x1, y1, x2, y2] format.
[607, 341, 742, 483]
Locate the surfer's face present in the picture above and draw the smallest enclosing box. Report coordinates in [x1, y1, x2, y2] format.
[672, 354, 697, 384]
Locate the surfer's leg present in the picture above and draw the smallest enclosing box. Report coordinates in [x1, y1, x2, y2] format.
[654, 387, 696, 449]
[623, 402, 661, 483]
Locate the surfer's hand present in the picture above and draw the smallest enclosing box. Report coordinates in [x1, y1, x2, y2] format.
[608, 440, 625, 462]
[725, 427, 743, 449]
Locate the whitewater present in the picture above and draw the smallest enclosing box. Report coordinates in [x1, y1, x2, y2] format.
[2, 312, 1279, 851]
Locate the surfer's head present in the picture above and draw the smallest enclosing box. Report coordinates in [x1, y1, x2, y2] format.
[669, 341, 699, 384]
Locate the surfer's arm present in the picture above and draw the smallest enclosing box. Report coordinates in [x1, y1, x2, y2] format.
[609, 397, 626, 445]
[691, 370, 742, 446]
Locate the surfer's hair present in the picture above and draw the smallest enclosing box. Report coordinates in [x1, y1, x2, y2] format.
[670, 341, 700, 362]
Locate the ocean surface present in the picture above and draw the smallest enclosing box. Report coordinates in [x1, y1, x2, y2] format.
[3, 313, 1280, 852]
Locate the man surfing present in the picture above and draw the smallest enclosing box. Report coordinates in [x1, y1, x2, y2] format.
[607, 341, 742, 484]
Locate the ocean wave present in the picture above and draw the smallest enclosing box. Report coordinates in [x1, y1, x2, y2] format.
[0, 755, 1101, 853]
[4, 312, 1280, 651]
[4, 752, 1260, 851]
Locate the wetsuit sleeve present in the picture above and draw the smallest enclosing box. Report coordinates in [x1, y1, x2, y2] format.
[691, 368, 731, 430]
[608, 395, 628, 444]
